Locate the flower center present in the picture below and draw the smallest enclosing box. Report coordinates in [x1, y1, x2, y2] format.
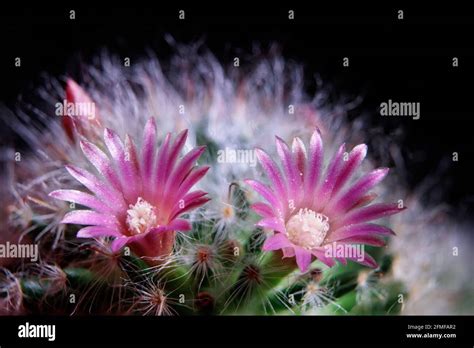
[126, 197, 158, 235]
[285, 208, 330, 250]
[222, 205, 235, 220]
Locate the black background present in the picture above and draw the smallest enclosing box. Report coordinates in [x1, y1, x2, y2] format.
[0, 3, 473, 216]
[0, 315, 472, 346]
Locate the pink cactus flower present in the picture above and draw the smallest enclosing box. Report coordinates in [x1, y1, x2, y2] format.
[246, 130, 404, 272]
[50, 118, 210, 262]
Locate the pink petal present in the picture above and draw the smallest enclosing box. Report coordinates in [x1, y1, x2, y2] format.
[104, 128, 140, 201]
[349, 193, 378, 210]
[124, 134, 141, 174]
[250, 202, 275, 218]
[170, 195, 210, 220]
[61, 210, 118, 227]
[311, 248, 336, 267]
[244, 179, 284, 216]
[347, 253, 378, 268]
[149, 219, 192, 234]
[319, 242, 378, 267]
[165, 218, 192, 232]
[164, 130, 188, 177]
[330, 168, 389, 214]
[275, 136, 301, 203]
[338, 203, 404, 226]
[80, 140, 122, 192]
[315, 143, 346, 209]
[292, 137, 307, 179]
[177, 190, 208, 206]
[110, 237, 129, 253]
[328, 223, 394, 242]
[49, 189, 114, 214]
[303, 130, 323, 202]
[336, 235, 386, 247]
[155, 130, 188, 200]
[65, 165, 126, 211]
[152, 132, 171, 198]
[262, 233, 291, 251]
[170, 166, 210, 208]
[77, 226, 122, 238]
[256, 217, 286, 233]
[255, 148, 288, 204]
[164, 146, 206, 196]
[294, 247, 313, 272]
[141, 118, 157, 187]
[331, 144, 367, 195]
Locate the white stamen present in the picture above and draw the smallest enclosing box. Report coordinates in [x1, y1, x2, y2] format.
[126, 197, 158, 235]
[285, 208, 330, 250]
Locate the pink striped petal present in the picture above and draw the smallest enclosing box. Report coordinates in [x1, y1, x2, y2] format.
[256, 217, 286, 233]
[49, 189, 114, 214]
[79, 140, 123, 192]
[165, 218, 192, 232]
[330, 168, 389, 213]
[165, 146, 206, 195]
[331, 144, 367, 195]
[124, 134, 141, 174]
[294, 247, 313, 272]
[104, 128, 140, 201]
[255, 148, 288, 203]
[292, 137, 307, 179]
[164, 130, 188, 177]
[170, 196, 210, 220]
[328, 223, 394, 242]
[77, 226, 122, 238]
[250, 202, 275, 218]
[149, 219, 192, 234]
[349, 193, 378, 210]
[347, 253, 378, 268]
[303, 130, 323, 201]
[263, 233, 292, 251]
[315, 143, 346, 209]
[177, 190, 208, 206]
[155, 130, 188, 200]
[141, 118, 157, 187]
[336, 235, 386, 247]
[244, 179, 284, 217]
[111, 237, 129, 253]
[65, 165, 126, 211]
[153, 132, 171, 198]
[311, 248, 336, 267]
[275, 136, 301, 203]
[62, 210, 118, 227]
[171, 166, 210, 206]
[339, 203, 405, 226]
